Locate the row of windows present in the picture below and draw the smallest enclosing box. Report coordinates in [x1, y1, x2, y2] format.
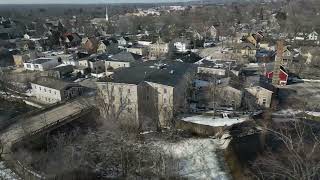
[38, 96, 58, 103]
[34, 85, 57, 95]
[150, 48, 168, 52]
[26, 64, 40, 69]
[102, 85, 131, 94]
[107, 62, 127, 67]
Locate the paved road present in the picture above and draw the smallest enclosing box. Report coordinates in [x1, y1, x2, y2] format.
[0, 99, 92, 148]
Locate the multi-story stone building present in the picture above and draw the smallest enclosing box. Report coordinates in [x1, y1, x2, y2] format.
[96, 61, 196, 129]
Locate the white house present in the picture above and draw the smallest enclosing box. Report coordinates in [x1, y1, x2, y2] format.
[31, 77, 83, 104]
[308, 31, 318, 41]
[24, 57, 59, 71]
[209, 26, 217, 39]
[79, 58, 105, 74]
[174, 39, 191, 53]
[137, 41, 152, 46]
[294, 32, 306, 41]
[118, 37, 130, 47]
[23, 34, 30, 40]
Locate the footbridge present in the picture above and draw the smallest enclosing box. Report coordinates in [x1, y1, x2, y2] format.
[0, 97, 95, 152]
[0, 98, 95, 179]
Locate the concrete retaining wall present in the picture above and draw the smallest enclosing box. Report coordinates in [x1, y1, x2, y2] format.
[176, 120, 224, 136]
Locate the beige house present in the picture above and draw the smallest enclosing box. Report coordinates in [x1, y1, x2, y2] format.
[97, 61, 196, 129]
[97, 41, 108, 54]
[149, 38, 169, 59]
[13, 54, 30, 67]
[127, 46, 148, 56]
[245, 86, 273, 108]
[31, 77, 83, 104]
[234, 43, 257, 59]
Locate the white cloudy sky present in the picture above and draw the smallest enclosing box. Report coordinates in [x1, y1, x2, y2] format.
[0, 0, 192, 4]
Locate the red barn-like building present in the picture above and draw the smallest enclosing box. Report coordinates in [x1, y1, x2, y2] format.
[265, 66, 288, 86]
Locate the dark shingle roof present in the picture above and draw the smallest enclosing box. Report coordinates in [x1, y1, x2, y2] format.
[107, 61, 196, 86]
[32, 77, 78, 90]
[109, 51, 140, 62]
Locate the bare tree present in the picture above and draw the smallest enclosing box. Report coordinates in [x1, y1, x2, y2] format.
[96, 82, 138, 131]
[0, 70, 10, 97]
[250, 121, 320, 180]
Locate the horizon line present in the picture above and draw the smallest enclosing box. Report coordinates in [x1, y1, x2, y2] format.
[0, 0, 196, 5]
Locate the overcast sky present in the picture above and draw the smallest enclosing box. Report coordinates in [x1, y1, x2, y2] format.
[0, 0, 192, 4]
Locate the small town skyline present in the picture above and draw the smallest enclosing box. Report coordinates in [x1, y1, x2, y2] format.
[0, 0, 193, 4]
[0, 0, 319, 179]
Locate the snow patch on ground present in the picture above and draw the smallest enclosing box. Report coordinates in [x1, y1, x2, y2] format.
[158, 138, 231, 180]
[182, 115, 246, 127]
[306, 111, 320, 117]
[0, 161, 20, 180]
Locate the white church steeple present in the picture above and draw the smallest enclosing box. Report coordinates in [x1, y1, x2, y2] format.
[105, 6, 109, 21]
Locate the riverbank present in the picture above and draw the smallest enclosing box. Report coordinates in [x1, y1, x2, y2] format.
[0, 98, 35, 179]
[0, 97, 35, 131]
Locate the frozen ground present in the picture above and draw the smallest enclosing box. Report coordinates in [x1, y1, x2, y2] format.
[0, 161, 20, 180]
[156, 138, 231, 180]
[182, 115, 246, 127]
[305, 111, 320, 117]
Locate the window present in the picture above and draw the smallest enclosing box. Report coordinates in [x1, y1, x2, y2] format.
[163, 107, 167, 112]
[128, 89, 131, 94]
[44, 88, 46, 92]
[34, 85, 37, 89]
[262, 98, 267, 106]
[27, 64, 31, 68]
[49, 90, 51, 93]
[39, 87, 41, 90]
[163, 98, 167, 103]
[124, 64, 126, 67]
[34, 65, 39, 69]
[164, 88, 167, 94]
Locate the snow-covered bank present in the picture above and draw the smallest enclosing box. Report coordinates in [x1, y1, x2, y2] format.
[0, 161, 20, 180]
[182, 115, 246, 127]
[305, 111, 320, 117]
[157, 138, 231, 180]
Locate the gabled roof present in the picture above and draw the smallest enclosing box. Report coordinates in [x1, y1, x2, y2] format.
[235, 42, 256, 50]
[109, 51, 140, 62]
[119, 36, 130, 41]
[32, 76, 79, 90]
[309, 31, 318, 35]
